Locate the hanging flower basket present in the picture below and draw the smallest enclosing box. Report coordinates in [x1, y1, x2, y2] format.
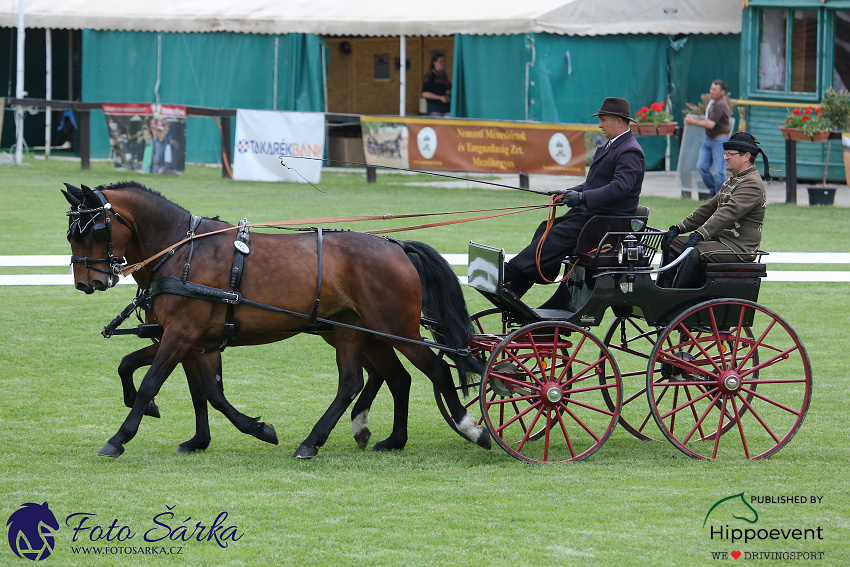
[631, 102, 675, 135]
[655, 122, 678, 135]
[779, 126, 829, 142]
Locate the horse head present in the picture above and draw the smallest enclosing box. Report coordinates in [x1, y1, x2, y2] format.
[6, 502, 60, 560]
[63, 183, 135, 294]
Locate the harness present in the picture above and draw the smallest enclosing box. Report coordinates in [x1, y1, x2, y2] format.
[86, 193, 469, 357]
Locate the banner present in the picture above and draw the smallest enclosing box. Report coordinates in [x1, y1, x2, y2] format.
[234, 110, 325, 183]
[102, 104, 186, 175]
[360, 116, 586, 176]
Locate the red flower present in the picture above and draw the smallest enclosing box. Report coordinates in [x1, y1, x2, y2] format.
[816, 108, 823, 117]
[804, 107, 812, 115]
[639, 112, 648, 120]
[650, 102, 664, 112]
[801, 115, 809, 122]
[639, 106, 650, 114]
[792, 108, 802, 115]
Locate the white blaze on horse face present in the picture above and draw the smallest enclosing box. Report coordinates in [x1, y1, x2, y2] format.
[456, 413, 484, 443]
[351, 410, 369, 437]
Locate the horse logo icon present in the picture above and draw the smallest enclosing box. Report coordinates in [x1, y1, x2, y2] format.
[703, 492, 759, 527]
[6, 502, 60, 561]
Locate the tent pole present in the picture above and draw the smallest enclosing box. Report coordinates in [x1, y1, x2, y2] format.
[273, 36, 279, 111]
[45, 28, 52, 158]
[14, 0, 25, 166]
[399, 35, 406, 116]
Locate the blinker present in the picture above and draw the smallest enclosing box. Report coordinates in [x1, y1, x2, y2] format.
[92, 222, 108, 243]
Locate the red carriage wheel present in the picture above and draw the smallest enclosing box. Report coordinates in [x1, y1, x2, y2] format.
[480, 321, 622, 463]
[646, 299, 811, 460]
[433, 308, 507, 437]
[602, 316, 663, 441]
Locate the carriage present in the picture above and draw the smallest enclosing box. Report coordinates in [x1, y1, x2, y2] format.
[63, 183, 810, 463]
[432, 209, 812, 463]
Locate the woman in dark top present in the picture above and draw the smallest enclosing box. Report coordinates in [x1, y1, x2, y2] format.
[422, 53, 451, 116]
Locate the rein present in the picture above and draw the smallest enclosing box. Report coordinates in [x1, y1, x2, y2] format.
[121, 203, 551, 277]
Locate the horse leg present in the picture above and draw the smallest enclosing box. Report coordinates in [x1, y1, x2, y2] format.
[193, 351, 278, 446]
[350, 365, 382, 449]
[294, 329, 366, 459]
[117, 344, 161, 418]
[362, 340, 411, 453]
[174, 353, 212, 453]
[98, 332, 191, 458]
[397, 344, 491, 450]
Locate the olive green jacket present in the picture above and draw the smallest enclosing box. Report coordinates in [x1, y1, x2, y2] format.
[676, 165, 766, 257]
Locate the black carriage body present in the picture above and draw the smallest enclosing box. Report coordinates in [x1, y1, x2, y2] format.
[468, 225, 765, 331]
[454, 214, 809, 463]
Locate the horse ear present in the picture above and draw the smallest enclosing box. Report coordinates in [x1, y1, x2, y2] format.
[62, 189, 81, 207]
[81, 184, 98, 204]
[63, 182, 84, 202]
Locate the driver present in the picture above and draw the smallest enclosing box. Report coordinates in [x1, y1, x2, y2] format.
[657, 131, 770, 288]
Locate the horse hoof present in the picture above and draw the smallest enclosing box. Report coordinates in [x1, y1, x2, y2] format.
[476, 429, 492, 450]
[293, 444, 318, 459]
[145, 400, 161, 419]
[261, 423, 279, 445]
[98, 443, 125, 458]
[176, 441, 208, 453]
[353, 427, 371, 449]
[371, 437, 406, 453]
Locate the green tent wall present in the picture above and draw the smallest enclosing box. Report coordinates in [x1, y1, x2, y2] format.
[81, 30, 327, 164]
[453, 32, 740, 170]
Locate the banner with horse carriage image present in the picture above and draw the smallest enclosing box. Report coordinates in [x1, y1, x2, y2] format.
[102, 103, 187, 176]
[361, 116, 587, 177]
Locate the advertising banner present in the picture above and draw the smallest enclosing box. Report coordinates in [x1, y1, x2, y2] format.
[102, 103, 186, 175]
[233, 110, 325, 183]
[360, 116, 586, 177]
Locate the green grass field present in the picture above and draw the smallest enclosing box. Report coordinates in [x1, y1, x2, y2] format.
[0, 158, 847, 566]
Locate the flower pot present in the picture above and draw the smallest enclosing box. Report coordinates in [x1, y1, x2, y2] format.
[779, 126, 829, 142]
[655, 122, 677, 135]
[779, 126, 809, 141]
[640, 123, 658, 135]
[655, 122, 678, 135]
[807, 187, 835, 206]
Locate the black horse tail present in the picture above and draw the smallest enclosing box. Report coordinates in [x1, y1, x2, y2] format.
[399, 240, 481, 395]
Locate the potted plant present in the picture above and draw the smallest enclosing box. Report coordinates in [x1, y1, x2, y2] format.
[820, 87, 850, 186]
[820, 87, 850, 131]
[631, 101, 676, 135]
[780, 106, 830, 142]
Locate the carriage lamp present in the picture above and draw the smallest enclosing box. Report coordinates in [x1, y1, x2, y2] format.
[618, 234, 642, 265]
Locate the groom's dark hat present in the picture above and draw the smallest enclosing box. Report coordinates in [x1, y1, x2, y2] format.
[724, 132, 772, 181]
[591, 97, 635, 122]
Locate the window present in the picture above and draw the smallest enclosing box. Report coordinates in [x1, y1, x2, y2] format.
[373, 53, 390, 81]
[835, 11, 850, 91]
[756, 9, 819, 94]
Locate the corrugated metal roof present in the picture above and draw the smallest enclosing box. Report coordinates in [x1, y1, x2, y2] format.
[0, 0, 741, 36]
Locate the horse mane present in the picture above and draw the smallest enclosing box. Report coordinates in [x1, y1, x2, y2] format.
[97, 181, 221, 221]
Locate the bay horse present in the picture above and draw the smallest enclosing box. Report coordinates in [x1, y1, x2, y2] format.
[63, 182, 490, 459]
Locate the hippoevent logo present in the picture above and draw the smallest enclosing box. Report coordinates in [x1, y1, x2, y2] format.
[6, 503, 59, 561]
[704, 492, 826, 561]
[6, 502, 243, 561]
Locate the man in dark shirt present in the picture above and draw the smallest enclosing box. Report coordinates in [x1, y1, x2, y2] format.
[503, 97, 645, 298]
[685, 79, 732, 197]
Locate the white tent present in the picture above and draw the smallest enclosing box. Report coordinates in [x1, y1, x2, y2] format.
[1, 0, 741, 36]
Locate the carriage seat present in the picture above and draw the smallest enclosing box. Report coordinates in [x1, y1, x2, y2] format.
[573, 206, 650, 269]
[704, 261, 767, 279]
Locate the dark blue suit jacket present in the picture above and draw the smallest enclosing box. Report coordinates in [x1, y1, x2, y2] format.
[574, 130, 645, 214]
